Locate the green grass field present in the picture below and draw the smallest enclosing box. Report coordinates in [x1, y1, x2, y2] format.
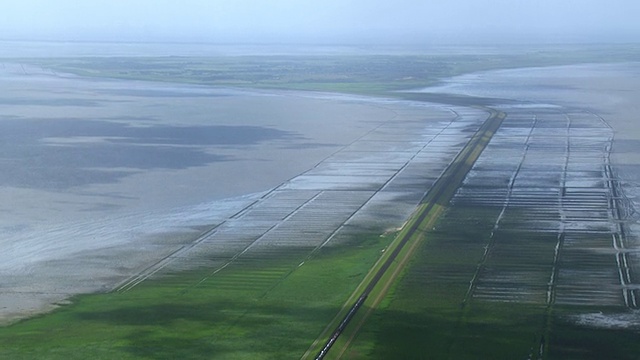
[0, 232, 396, 359]
[340, 205, 640, 359]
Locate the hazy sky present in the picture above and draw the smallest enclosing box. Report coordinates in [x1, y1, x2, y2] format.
[2, 0, 640, 44]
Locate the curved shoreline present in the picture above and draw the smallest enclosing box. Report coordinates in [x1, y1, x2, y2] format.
[0, 64, 470, 324]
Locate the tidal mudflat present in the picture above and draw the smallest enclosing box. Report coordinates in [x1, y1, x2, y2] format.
[0, 63, 486, 325]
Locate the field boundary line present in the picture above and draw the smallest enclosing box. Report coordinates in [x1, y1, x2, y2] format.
[303, 107, 506, 360]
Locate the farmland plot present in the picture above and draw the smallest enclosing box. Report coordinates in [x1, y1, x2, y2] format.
[352, 104, 640, 359]
[464, 109, 630, 308]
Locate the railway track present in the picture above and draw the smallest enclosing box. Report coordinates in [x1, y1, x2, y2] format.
[305, 108, 506, 360]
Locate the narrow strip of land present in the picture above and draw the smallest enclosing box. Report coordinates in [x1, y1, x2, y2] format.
[303, 108, 506, 360]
